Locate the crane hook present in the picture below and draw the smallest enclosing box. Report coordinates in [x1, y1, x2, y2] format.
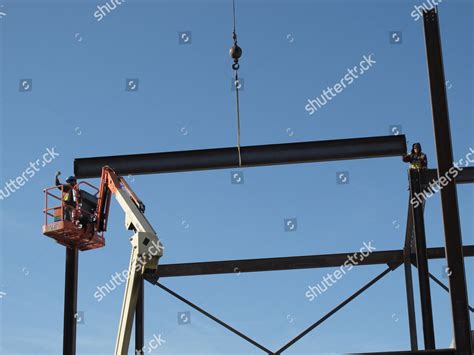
[229, 32, 242, 71]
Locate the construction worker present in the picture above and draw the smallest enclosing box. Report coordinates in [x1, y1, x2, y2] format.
[403, 143, 427, 170]
[55, 171, 79, 222]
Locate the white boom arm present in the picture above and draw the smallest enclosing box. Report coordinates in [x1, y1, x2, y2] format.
[98, 168, 162, 355]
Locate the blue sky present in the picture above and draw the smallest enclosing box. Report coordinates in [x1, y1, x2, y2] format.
[0, 0, 473, 354]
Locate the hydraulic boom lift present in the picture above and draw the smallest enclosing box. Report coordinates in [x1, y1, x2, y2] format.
[43, 166, 163, 354]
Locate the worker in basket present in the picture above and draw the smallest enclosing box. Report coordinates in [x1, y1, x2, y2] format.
[55, 171, 81, 226]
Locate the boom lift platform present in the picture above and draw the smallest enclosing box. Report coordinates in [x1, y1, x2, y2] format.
[42, 166, 163, 354]
[43, 181, 104, 251]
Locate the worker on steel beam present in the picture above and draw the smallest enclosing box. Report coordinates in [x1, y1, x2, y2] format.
[55, 171, 79, 223]
[403, 143, 427, 170]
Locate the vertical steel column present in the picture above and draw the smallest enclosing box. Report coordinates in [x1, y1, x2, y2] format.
[403, 259, 418, 351]
[423, 8, 472, 352]
[410, 170, 436, 349]
[135, 277, 144, 354]
[63, 247, 78, 355]
[403, 200, 418, 351]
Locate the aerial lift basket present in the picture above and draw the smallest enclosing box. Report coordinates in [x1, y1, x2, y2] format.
[42, 182, 105, 251]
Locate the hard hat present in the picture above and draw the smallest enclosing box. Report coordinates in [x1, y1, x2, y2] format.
[66, 176, 77, 183]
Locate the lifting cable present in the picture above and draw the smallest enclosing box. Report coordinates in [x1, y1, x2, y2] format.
[229, 0, 243, 166]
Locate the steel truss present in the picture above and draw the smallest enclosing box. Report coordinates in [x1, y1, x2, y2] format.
[62, 7, 473, 355]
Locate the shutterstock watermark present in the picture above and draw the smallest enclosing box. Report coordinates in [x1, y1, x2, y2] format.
[305, 53, 376, 116]
[305, 241, 376, 301]
[410, 147, 474, 208]
[94, 0, 125, 22]
[0, 147, 60, 201]
[94, 240, 164, 302]
[136, 333, 166, 354]
[411, 0, 443, 21]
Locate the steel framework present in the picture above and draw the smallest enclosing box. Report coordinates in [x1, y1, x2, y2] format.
[61, 7, 473, 355]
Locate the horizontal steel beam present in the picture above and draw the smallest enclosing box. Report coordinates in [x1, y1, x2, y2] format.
[74, 135, 407, 178]
[156, 245, 474, 278]
[422, 167, 474, 185]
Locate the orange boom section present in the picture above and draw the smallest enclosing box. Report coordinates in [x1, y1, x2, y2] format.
[42, 181, 105, 251]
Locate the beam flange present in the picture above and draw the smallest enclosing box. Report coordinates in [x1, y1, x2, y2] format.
[63, 247, 78, 355]
[135, 277, 144, 355]
[74, 135, 406, 178]
[403, 197, 418, 351]
[423, 8, 472, 352]
[410, 170, 435, 349]
[422, 167, 474, 186]
[154, 245, 474, 278]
